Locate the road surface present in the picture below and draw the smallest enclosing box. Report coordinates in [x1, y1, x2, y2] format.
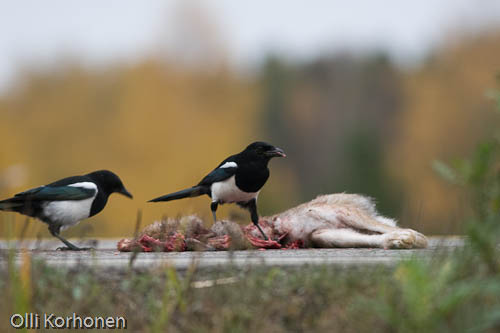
[0, 237, 463, 270]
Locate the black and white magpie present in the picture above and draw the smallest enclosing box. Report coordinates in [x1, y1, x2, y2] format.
[148, 142, 286, 240]
[0, 170, 132, 250]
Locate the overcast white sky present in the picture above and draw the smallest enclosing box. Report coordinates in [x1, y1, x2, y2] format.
[1, 0, 500, 92]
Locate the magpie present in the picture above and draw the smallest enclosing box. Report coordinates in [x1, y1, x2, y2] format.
[0, 170, 132, 250]
[148, 141, 286, 240]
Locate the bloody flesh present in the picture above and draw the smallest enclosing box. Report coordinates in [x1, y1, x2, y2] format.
[117, 219, 304, 252]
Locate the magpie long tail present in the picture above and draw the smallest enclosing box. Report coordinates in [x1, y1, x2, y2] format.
[148, 186, 206, 203]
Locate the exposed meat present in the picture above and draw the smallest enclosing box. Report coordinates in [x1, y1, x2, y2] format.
[118, 233, 186, 252]
[116, 216, 302, 252]
[207, 235, 231, 250]
[117, 238, 141, 252]
[284, 239, 304, 249]
[245, 234, 282, 249]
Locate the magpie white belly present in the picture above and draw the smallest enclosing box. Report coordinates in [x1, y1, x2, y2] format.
[211, 176, 259, 204]
[42, 197, 94, 230]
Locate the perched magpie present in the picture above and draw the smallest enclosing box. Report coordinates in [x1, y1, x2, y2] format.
[148, 141, 286, 240]
[0, 170, 132, 250]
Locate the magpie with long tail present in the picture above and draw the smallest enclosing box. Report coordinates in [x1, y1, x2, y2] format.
[148, 141, 286, 240]
[0, 170, 132, 250]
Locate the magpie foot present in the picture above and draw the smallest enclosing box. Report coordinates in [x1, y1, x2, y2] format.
[255, 223, 269, 241]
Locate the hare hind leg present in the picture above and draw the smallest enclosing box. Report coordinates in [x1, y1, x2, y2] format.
[311, 228, 425, 249]
[311, 229, 385, 248]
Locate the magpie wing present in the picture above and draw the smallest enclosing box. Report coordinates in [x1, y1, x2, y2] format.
[14, 185, 96, 201]
[197, 158, 238, 186]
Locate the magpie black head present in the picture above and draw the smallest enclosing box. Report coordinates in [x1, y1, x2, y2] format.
[85, 170, 133, 198]
[243, 141, 286, 159]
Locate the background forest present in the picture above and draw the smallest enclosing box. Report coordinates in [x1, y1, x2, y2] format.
[1, 2, 500, 238]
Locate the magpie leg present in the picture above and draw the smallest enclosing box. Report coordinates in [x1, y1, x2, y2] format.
[248, 199, 269, 240]
[211, 201, 218, 222]
[49, 226, 91, 251]
[53, 234, 83, 251]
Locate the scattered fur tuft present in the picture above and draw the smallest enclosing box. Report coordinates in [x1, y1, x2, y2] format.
[211, 220, 251, 250]
[139, 215, 209, 241]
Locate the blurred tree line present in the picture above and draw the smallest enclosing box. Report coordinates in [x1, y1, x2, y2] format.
[260, 53, 402, 217]
[1, 31, 499, 237]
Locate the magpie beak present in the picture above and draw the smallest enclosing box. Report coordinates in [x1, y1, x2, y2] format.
[119, 188, 133, 199]
[265, 147, 286, 158]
